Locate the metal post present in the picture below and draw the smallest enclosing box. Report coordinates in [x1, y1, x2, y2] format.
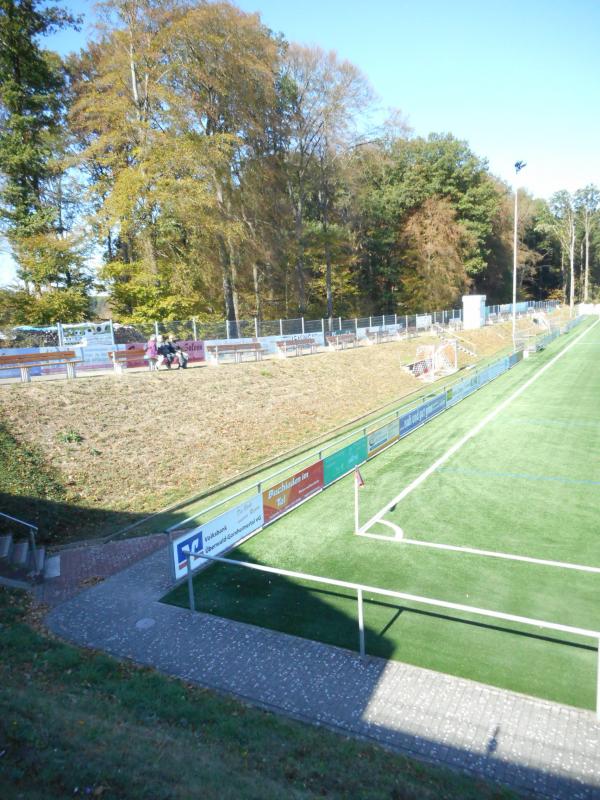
[394, 313, 397, 326]
[301, 317, 305, 334]
[192, 318, 198, 341]
[57, 322, 64, 347]
[405, 315, 409, 338]
[279, 318, 283, 336]
[28, 528, 38, 576]
[357, 588, 365, 657]
[597, 639, 600, 720]
[254, 317, 259, 338]
[354, 473, 359, 534]
[154, 321, 160, 339]
[187, 554, 195, 612]
[369, 316, 372, 328]
[355, 318, 358, 333]
[108, 319, 116, 346]
[338, 316, 342, 331]
[226, 319, 230, 340]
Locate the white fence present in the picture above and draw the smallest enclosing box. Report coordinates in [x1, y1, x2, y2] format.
[183, 550, 600, 719]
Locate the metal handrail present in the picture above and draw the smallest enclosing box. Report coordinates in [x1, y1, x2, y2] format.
[184, 549, 600, 718]
[0, 511, 39, 576]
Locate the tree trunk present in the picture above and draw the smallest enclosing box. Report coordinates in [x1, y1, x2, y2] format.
[569, 221, 575, 313]
[219, 238, 238, 338]
[584, 226, 590, 302]
[294, 200, 306, 313]
[253, 262, 262, 321]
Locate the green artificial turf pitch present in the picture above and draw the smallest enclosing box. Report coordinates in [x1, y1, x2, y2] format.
[164, 318, 600, 710]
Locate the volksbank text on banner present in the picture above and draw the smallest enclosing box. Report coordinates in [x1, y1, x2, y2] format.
[263, 461, 324, 524]
[172, 495, 264, 580]
[399, 393, 446, 438]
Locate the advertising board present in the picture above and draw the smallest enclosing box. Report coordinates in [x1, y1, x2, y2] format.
[262, 461, 324, 524]
[171, 494, 264, 580]
[446, 374, 479, 408]
[399, 393, 446, 438]
[323, 437, 367, 485]
[367, 420, 400, 458]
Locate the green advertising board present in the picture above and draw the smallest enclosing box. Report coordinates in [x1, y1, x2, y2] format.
[323, 437, 368, 485]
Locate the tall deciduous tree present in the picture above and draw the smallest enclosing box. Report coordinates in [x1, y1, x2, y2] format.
[574, 185, 599, 302]
[0, 0, 90, 323]
[549, 191, 577, 311]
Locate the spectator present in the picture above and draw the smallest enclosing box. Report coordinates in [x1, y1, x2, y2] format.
[156, 335, 174, 369]
[168, 335, 189, 369]
[144, 334, 158, 371]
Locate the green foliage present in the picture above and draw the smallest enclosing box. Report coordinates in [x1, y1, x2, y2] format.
[2, 0, 586, 323]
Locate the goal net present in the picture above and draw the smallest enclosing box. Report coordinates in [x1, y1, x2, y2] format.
[413, 340, 458, 381]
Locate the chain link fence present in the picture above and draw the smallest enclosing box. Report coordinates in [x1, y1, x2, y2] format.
[0, 300, 560, 351]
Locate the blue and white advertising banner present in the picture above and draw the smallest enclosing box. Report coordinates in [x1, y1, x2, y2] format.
[171, 494, 264, 580]
[508, 350, 524, 368]
[399, 393, 446, 438]
[367, 419, 400, 457]
[477, 357, 508, 387]
[446, 374, 479, 408]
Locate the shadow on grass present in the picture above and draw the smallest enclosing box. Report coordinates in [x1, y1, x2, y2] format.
[0, 492, 151, 545]
[163, 554, 396, 659]
[374, 599, 597, 652]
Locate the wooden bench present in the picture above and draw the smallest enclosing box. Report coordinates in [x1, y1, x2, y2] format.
[326, 333, 358, 350]
[364, 328, 398, 345]
[108, 348, 149, 374]
[206, 342, 265, 364]
[0, 350, 81, 383]
[276, 338, 318, 357]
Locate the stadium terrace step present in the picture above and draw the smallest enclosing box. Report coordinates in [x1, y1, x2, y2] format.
[31, 546, 46, 574]
[0, 533, 13, 560]
[12, 541, 29, 566]
[0, 532, 60, 581]
[43, 555, 61, 580]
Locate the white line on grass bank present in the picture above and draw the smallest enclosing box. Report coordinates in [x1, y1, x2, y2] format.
[359, 317, 600, 535]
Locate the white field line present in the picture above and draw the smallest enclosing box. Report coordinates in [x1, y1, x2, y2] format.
[359, 317, 600, 535]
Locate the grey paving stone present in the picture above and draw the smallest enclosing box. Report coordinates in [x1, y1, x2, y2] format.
[45, 542, 600, 800]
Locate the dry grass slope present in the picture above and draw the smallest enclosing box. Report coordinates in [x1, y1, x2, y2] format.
[0, 315, 562, 540]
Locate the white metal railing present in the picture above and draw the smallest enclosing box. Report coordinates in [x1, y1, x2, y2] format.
[0, 511, 39, 576]
[183, 549, 600, 718]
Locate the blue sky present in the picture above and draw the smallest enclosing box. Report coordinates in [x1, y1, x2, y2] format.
[2, 0, 599, 284]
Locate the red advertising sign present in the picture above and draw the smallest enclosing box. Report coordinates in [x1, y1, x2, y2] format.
[178, 339, 205, 362]
[263, 461, 324, 524]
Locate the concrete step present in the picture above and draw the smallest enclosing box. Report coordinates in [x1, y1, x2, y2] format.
[0, 534, 13, 560]
[43, 555, 61, 580]
[12, 541, 29, 566]
[31, 546, 45, 574]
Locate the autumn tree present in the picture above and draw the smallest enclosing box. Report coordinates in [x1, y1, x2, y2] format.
[398, 196, 472, 310]
[574, 185, 599, 301]
[547, 191, 577, 310]
[0, 0, 90, 323]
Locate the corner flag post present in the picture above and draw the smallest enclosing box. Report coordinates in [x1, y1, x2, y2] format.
[354, 467, 365, 534]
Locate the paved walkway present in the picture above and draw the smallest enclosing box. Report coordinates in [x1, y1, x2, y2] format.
[45, 543, 600, 800]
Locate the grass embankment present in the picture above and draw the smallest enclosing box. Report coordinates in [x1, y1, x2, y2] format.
[0, 588, 514, 800]
[0, 315, 558, 544]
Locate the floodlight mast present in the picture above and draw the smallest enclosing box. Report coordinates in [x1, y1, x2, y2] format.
[512, 161, 527, 351]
